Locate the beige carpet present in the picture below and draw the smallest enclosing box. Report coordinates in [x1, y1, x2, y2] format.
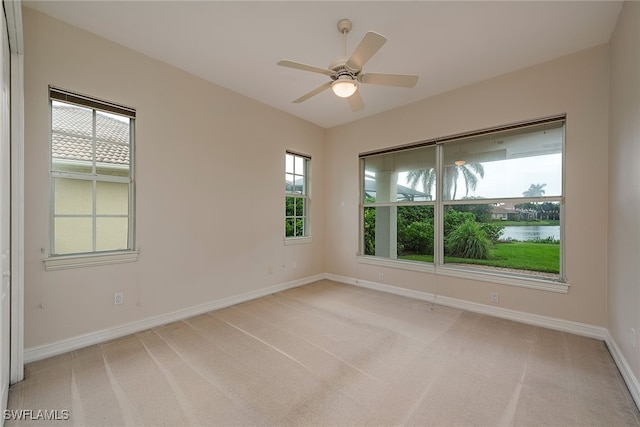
[7, 280, 640, 426]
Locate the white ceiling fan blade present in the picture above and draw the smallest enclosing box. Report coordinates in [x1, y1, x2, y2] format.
[346, 31, 387, 71]
[358, 73, 419, 88]
[292, 82, 332, 103]
[277, 60, 334, 77]
[347, 91, 365, 112]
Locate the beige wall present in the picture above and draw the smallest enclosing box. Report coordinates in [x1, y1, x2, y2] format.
[325, 45, 609, 326]
[23, 7, 326, 348]
[608, 1, 640, 386]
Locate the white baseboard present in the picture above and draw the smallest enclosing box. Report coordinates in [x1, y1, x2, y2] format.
[24, 274, 325, 363]
[326, 273, 607, 340]
[605, 331, 640, 410]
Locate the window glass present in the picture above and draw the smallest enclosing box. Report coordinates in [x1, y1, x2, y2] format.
[363, 146, 436, 202]
[442, 124, 562, 200]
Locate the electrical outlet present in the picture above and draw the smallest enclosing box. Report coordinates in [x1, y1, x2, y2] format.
[114, 292, 124, 306]
[378, 273, 384, 282]
[490, 292, 499, 303]
[632, 328, 636, 348]
[267, 265, 273, 274]
[291, 261, 297, 269]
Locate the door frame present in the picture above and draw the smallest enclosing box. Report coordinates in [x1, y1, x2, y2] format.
[3, 0, 24, 385]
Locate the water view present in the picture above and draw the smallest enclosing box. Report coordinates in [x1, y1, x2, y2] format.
[501, 225, 560, 241]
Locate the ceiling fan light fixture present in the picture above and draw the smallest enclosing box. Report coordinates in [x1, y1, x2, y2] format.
[331, 77, 358, 98]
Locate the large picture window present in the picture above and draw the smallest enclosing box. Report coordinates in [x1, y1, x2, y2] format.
[361, 116, 564, 284]
[49, 87, 135, 257]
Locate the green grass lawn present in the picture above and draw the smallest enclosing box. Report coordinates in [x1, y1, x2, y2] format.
[399, 241, 559, 273]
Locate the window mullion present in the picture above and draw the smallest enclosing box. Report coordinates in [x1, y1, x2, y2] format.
[434, 144, 444, 266]
[92, 111, 97, 252]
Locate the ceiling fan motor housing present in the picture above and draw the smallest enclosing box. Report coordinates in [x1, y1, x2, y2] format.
[328, 58, 358, 81]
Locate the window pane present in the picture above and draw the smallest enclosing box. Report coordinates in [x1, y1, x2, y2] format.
[96, 217, 129, 251]
[294, 156, 304, 175]
[96, 181, 128, 215]
[363, 206, 398, 258]
[96, 142, 130, 177]
[295, 198, 305, 216]
[52, 101, 92, 138]
[295, 219, 305, 237]
[54, 178, 92, 215]
[285, 218, 295, 237]
[285, 173, 295, 192]
[285, 196, 295, 216]
[297, 173, 306, 195]
[363, 145, 436, 203]
[96, 111, 130, 145]
[52, 102, 94, 173]
[285, 153, 294, 174]
[51, 134, 93, 174]
[442, 124, 563, 200]
[397, 205, 435, 262]
[443, 204, 560, 278]
[54, 217, 92, 255]
[364, 205, 435, 262]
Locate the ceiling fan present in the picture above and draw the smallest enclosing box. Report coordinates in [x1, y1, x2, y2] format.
[277, 19, 419, 112]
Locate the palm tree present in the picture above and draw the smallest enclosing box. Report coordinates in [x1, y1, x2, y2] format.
[406, 162, 485, 200]
[523, 183, 546, 197]
[444, 163, 484, 200]
[406, 168, 436, 200]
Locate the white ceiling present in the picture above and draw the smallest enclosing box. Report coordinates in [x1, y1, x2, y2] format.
[25, 1, 622, 129]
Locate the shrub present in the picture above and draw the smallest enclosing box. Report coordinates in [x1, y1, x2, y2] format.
[445, 220, 492, 259]
[479, 222, 504, 244]
[443, 209, 475, 236]
[398, 221, 434, 254]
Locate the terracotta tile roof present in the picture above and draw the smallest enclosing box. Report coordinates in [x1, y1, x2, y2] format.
[52, 105, 130, 165]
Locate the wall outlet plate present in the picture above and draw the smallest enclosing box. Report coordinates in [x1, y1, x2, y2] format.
[490, 292, 499, 303]
[114, 292, 124, 305]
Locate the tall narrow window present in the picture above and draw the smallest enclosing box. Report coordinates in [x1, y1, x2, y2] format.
[285, 151, 310, 239]
[49, 87, 135, 256]
[360, 116, 565, 285]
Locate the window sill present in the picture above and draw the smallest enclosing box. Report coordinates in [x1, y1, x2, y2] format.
[284, 236, 312, 246]
[357, 255, 434, 273]
[356, 256, 568, 293]
[43, 251, 139, 271]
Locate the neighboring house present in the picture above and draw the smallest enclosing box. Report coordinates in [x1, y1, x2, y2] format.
[490, 203, 535, 221]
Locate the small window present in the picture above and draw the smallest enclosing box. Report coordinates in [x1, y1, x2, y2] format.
[285, 151, 310, 239]
[49, 87, 135, 257]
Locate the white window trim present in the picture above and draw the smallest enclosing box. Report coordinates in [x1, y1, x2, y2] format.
[43, 250, 139, 271]
[48, 87, 136, 261]
[284, 236, 313, 245]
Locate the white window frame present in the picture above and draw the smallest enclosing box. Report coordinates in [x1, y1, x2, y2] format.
[44, 87, 138, 270]
[285, 151, 311, 244]
[358, 115, 567, 293]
